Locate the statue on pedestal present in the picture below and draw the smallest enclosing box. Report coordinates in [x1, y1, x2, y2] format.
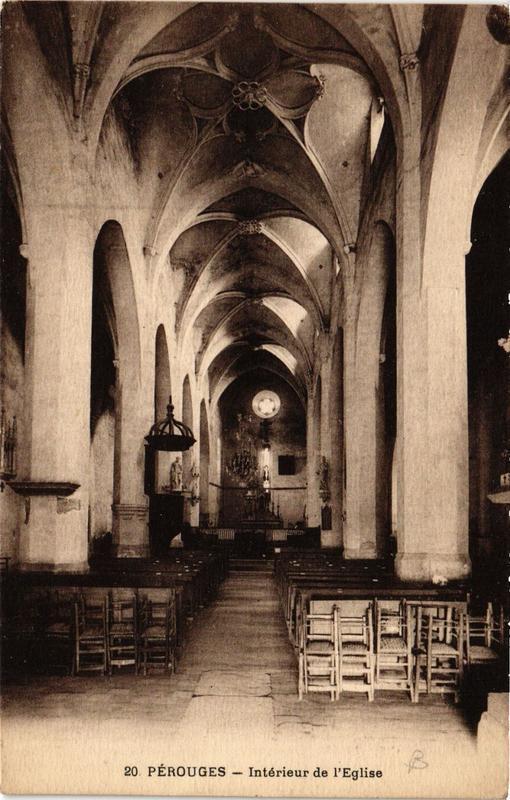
[262, 464, 270, 487]
[170, 455, 183, 492]
[190, 462, 200, 506]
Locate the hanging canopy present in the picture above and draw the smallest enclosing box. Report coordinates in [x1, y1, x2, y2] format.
[145, 396, 196, 452]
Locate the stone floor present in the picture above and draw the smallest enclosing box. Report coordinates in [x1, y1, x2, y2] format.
[3, 569, 503, 797]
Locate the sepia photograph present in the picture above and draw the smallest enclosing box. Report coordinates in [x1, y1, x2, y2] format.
[0, 1, 508, 796]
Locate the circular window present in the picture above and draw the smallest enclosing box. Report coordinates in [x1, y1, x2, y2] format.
[252, 390, 281, 419]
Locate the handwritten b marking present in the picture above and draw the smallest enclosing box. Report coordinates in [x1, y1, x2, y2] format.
[406, 750, 428, 773]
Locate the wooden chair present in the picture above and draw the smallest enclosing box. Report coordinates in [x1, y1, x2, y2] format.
[465, 602, 505, 666]
[139, 590, 177, 675]
[107, 591, 139, 674]
[41, 590, 77, 674]
[337, 600, 375, 701]
[74, 594, 108, 675]
[375, 600, 413, 699]
[413, 602, 464, 703]
[298, 601, 339, 701]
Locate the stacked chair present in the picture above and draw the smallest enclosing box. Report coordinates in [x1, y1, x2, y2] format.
[74, 593, 108, 676]
[298, 600, 375, 702]
[337, 600, 375, 701]
[410, 601, 465, 703]
[298, 601, 339, 701]
[297, 598, 466, 704]
[277, 553, 499, 705]
[139, 589, 177, 675]
[107, 590, 139, 675]
[374, 600, 413, 699]
[465, 601, 505, 666]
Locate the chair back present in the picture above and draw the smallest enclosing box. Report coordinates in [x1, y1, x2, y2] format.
[308, 600, 338, 639]
[301, 600, 338, 647]
[375, 599, 408, 652]
[420, 605, 464, 655]
[76, 595, 107, 633]
[108, 595, 138, 632]
[337, 602, 374, 651]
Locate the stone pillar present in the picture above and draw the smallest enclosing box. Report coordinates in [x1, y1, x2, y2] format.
[329, 328, 345, 550]
[343, 304, 380, 559]
[345, 360, 385, 560]
[112, 359, 150, 558]
[208, 404, 222, 526]
[343, 226, 392, 560]
[395, 280, 471, 581]
[394, 114, 470, 581]
[306, 385, 320, 527]
[16, 206, 93, 572]
[186, 443, 200, 528]
[319, 354, 340, 548]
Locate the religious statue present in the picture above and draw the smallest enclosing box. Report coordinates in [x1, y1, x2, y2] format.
[190, 462, 200, 506]
[262, 464, 270, 486]
[169, 455, 183, 491]
[317, 456, 330, 503]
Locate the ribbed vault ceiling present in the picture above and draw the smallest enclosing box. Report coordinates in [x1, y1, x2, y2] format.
[102, 2, 385, 402]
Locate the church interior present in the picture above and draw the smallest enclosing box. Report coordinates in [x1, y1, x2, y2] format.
[0, 2, 509, 793]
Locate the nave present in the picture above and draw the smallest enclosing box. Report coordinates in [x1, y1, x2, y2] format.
[1, 3, 509, 795]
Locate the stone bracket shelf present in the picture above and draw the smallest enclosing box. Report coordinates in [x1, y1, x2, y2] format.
[8, 481, 80, 496]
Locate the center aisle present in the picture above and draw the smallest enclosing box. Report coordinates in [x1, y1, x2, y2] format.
[177, 565, 297, 738]
[179, 564, 295, 672]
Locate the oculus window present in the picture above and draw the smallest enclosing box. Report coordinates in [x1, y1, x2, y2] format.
[252, 390, 280, 419]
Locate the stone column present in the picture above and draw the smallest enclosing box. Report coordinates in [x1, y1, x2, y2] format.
[306, 385, 320, 527]
[329, 328, 345, 550]
[186, 443, 200, 528]
[343, 299, 379, 557]
[89, 231, 151, 560]
[394, 85, 470, 581]
[208, 403, 222, 526]
[16, 205, 94, 572]
[345, 360, 385, 560]
[396, 279, 471, 581]
[319, 353, 340, 548]
[112, 358, 151, 558]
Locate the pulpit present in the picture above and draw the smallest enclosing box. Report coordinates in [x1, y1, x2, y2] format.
[144, 397, 196, 557]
